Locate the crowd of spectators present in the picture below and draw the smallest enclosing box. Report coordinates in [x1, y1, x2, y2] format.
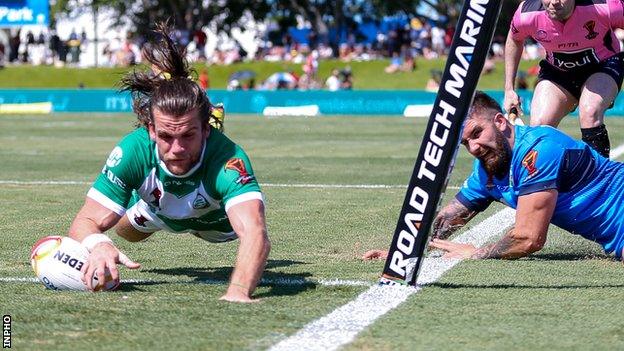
[3, 19, 622, 91]
[0, 28, 93, 67]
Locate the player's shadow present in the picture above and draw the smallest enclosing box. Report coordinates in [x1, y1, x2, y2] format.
[424, 252, 619, 290]
[120, 259, 317, 297]
[524, 252, 609, 261]
[429, 281, 624, 290]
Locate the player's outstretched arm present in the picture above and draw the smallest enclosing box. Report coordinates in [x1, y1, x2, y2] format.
[68, 197, 141, 290]
[431, 190, 557, 259]
[362, 198, 479, 260]
[68, 198, 120, 241]
[222, 199, 270, 303]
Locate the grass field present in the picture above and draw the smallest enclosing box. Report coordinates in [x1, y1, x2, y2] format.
[2, 113, 624, 350]
[0, 58, 541, 90]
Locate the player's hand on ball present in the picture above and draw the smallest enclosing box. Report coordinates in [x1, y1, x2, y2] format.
[81, 242, 141, 291]
[362, 249, 388, 260]
[429, 239, 477, 259]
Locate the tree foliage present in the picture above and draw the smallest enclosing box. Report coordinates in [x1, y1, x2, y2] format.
[52, 0, 521, 41]
[52, 0, 272, 36]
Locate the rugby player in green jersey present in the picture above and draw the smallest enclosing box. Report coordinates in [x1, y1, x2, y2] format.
[68, 23, 270, 303]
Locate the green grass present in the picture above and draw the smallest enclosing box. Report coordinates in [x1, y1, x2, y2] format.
[0, 59, 540, 90]
[1, 113, 624, 350]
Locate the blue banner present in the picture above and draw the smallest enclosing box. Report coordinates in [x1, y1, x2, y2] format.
[0, 0, 49, 27]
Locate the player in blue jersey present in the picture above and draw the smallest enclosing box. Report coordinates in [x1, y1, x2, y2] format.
[364, 91, 624, 261]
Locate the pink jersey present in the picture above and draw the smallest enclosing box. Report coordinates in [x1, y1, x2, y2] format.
[511, 0, 624, 70]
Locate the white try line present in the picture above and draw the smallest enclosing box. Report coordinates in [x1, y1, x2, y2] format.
[0, 276, 372, 288]
[0, 180, 91, 185]
[269, 141, 624, 351]
[0, 180, 461, 190]
[269, 208, 516, 351]
[2, 141, 623, 190]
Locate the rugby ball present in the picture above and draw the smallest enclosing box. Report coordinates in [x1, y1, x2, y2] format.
[30, 236, 119, 291]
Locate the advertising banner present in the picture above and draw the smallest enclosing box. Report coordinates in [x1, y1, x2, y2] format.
[0, 0, 49, 27]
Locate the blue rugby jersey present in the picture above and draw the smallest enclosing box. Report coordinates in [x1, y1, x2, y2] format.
[457, 125, 624, 258]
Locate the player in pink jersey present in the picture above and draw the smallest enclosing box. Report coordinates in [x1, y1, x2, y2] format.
[504, 0, 624, 157]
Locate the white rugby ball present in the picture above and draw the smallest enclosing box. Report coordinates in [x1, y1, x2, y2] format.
[30, 236, 119, 291]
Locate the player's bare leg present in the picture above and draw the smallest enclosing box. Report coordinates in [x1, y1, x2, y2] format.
[579, 73, 617, 128]
[578, 73, 618, 157]
[115, 215, 155, 242]
[529, 80, 577, 127]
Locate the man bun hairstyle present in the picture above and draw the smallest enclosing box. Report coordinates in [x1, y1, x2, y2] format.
[469, 90, 504, 121]
[119, 21, 215, 129]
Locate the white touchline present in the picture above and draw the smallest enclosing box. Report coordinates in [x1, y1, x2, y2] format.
[0, 180, 460, 190]
[268, 208, 516, 351]
[1, 144, 623, 189]
[269, 142, 624, 351]
[0, 180, 91, 185]
[265, 183, 408, 189]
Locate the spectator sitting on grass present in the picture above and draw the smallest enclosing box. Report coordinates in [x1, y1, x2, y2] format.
[325, 69, 341, 91]
[384, 52, 402, 74]
[340, 67, 353, 90]
[425, 69, 443, 92]
[402, 52, 416, 72]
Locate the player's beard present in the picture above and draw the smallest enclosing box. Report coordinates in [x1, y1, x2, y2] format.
[479, 128, 512, 179]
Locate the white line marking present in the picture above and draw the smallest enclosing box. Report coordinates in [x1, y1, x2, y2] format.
[270, 141, 624, 351]
[0, 276, 372, 287]
[265, 183, 406, 189]
[610, 143, 624, 159]
[3, 139, 624, 189]
[0, 180, 91, 185]
[269, 208, 515, 351]
[0, 180, 461, 190]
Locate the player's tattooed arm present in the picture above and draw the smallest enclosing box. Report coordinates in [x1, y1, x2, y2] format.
[473, 190, 555, 259]
[471, 226, 541, 259]
[472, 227, 516, 259]
[431, 199, 479, 240]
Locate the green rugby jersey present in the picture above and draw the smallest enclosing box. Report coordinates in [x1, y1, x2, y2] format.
[87, 127, 262, 233]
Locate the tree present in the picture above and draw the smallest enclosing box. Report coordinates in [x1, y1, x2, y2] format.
[255, 0, 518, 44]
[369, 0, 521, 35]
[52, 0, 519, 46]
[52, 0, 272, 36]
